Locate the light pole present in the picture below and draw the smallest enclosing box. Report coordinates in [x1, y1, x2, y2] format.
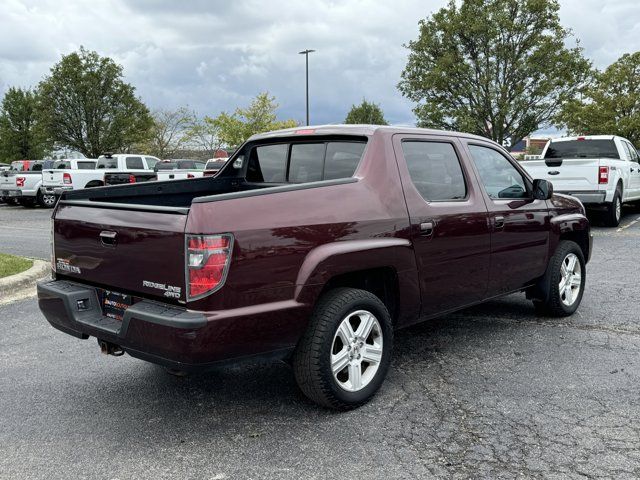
[298, 49, 315, 126]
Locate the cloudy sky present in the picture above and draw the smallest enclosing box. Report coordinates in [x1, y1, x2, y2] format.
[0, 0, 639, 128]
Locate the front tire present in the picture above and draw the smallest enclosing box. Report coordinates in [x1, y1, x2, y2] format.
[293, 288, 393, 410]
[604, 189, 622, 227]
[533, 240, 586, 317]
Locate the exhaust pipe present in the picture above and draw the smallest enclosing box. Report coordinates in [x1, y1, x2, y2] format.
[98, 339, 125, 356]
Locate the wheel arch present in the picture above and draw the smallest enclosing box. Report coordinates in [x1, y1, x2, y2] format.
[294, 239, 420, 326]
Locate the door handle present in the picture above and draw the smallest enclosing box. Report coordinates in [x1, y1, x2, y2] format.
[419, 222, 434, 236]
[100, 230, 117, 247]
[494, 216, 505, 230]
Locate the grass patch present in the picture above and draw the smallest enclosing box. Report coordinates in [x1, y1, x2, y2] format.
[0, 253, 33, 279]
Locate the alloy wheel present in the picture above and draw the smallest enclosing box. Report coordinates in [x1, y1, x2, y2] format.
[559, 253, 582, 307]
[331, 310, 383, 392]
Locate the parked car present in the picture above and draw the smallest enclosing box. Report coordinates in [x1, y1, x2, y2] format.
[97, 154, 160, 185]
[0, 160, 51, 207]
[155, 159, 206, 181]
[0, 162, 10, 171]
[40, 159, 100, 206]
[38, 125, 591, 410]
[521, 135, 640, 226]
[203, 158, 228, 176]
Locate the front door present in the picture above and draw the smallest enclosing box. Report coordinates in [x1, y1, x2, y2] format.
[393, 135, 491, 318]
[464, 141, 551, 297]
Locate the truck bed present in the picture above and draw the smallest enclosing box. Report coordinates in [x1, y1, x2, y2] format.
[60, 176, 278, 209]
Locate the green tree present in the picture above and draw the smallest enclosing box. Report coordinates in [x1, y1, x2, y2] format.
[556, 52, 640, 145]
[38, 47, 152, 157]
[398, 0, 591, 147]
[183, 114, 223, 157]
[142, 107, 193, 158]
[344, 99, 388, 125]
[210, 92, 297, 148]
[0, 87, 51, 160]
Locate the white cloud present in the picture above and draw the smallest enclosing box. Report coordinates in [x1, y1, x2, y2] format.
[0, 0, 638, 126]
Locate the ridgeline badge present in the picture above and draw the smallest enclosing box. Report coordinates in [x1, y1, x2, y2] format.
[142, 280, 182, 298]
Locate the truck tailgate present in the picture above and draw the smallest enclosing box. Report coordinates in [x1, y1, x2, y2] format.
[42, 169, 65, 187]
[54, 203, 187, 302]
[522, 159, 601, 190]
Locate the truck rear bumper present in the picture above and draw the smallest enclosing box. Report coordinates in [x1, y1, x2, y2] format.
[556, 190, 607, 205]
[37, 279, 306, 370]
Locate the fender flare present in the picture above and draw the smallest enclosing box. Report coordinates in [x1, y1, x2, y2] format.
[294, 238, 412, 300]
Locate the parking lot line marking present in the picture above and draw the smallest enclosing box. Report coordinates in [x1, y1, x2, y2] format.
[0, 226, 49, 232]
[616, 215, 640, 233]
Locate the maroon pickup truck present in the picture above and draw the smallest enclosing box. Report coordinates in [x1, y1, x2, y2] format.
[38, 125, 591, 409]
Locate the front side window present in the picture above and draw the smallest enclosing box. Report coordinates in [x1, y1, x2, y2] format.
[402, 141, 467, 201]
[468, 145, 528, 199]
[126, 156, 144, 169]
[145, 157, 159, 169]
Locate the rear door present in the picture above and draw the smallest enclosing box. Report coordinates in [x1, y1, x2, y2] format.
[393, 134, 491, 317]
[621, 141, 640, 199]
[464, 141, 550, 296]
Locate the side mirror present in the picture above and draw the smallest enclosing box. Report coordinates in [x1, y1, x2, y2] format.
[533, 179, 553, 200]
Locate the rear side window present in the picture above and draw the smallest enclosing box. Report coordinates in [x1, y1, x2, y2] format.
[77, 161, 95, 169]
[544, 139, 619, 159]
[402, 141, 467, 201]
[126, 156, 144, 169]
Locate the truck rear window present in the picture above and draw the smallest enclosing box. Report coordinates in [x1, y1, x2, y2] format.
[544, 139, 619, 159]
[246, 140, 366, 183]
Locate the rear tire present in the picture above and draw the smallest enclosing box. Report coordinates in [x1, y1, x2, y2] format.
[603, 189, 622, 227]
[293, 288, 393, 410]
[39, 191, 57, 208]
[533, 240, 586, 317]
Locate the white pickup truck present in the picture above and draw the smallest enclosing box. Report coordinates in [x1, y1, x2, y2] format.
[0, 160, 51, 207]
[522, 135, 640, 226]
[154, 159, 206, 181]
[41, 159, 100, 203]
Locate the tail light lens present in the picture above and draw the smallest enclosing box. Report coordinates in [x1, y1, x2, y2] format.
[598, 166, 609, 184]
[16, 177, 25, 187]
[128, 175, 136, 183]
[186, 234, 233, 299]
[63, 173, 72, 185]
[187, 173, 195, 179]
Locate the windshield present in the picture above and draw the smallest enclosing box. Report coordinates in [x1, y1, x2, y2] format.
[545, 139, 619, 159]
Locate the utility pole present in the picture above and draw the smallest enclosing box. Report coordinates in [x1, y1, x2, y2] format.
[298, 49, 315, 125]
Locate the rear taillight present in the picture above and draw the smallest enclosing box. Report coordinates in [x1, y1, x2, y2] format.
[187, 173, 195, 179]
[63, 173, 72, 185]
[16, 177, 25, 187]
[598, 166, 609, 184]
[128, 175, 136, 183]
[186, 234, 233, 299]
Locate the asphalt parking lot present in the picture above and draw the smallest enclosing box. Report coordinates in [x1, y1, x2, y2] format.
[1, 202, 640, 479]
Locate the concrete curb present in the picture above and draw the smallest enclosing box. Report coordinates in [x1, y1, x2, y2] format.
[0, 259, 50, 301]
